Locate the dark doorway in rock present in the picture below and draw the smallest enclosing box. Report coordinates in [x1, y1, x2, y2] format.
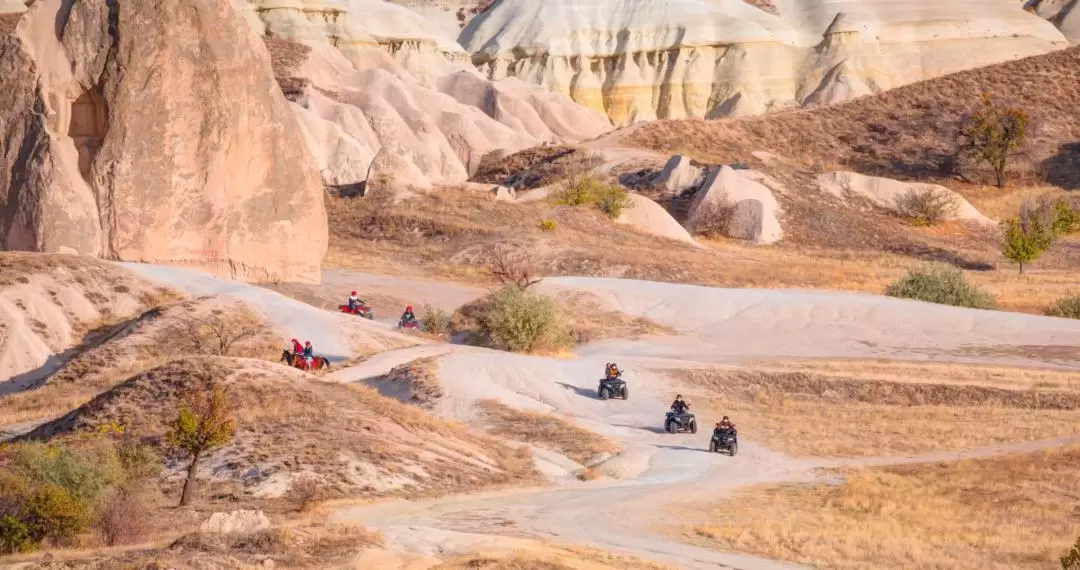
[69, 89, 108, 180]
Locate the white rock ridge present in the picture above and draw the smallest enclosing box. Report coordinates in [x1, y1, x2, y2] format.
[251, 0, 610, 188]
[1025, 0, 1080, 41]
[460, 0, 1068, 125]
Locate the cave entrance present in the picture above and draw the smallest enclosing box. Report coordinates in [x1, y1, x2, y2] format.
[69, 89, 108, 180]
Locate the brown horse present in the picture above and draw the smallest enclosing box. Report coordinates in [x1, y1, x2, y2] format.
[281, 350, 330, 371]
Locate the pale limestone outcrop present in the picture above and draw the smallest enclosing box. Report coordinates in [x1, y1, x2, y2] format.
[1026, 0, 1080, 41]
[617, 193, 702, 247]
[0, 0, 327, 282]
[816, 172, 994, 224]
[460, 0, 1068, 125]
[653, 155, 703, 195]
[687, 166, 782, 244]
[199, 510, 271, 535]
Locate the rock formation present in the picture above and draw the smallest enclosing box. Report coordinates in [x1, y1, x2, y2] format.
[816, 172, 993, 225]
[653, 156, 703, 196]
[687, 166, 782, 244]
[255, 0, 611, 189]
[617, 193, 702, 247]
[0, 0, 328, 283]
[461, 0, 1068, 125]
[1025, 0, 1080, 41]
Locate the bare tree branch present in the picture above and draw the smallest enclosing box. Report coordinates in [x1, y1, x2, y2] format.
[489, 244, 543, 290]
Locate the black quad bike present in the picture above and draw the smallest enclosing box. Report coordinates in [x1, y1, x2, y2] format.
[597, 376, 628, 400]
[709, 428, 738, 456]
[665, 411, 697, 434]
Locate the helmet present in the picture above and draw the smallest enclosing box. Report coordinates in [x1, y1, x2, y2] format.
[305, 341, 311, 346]
[406, 305, 413, 311]
[351, 290, 357, 295]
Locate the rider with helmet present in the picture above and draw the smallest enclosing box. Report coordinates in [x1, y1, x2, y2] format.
[400, 305, 416, 325]
[347, 290, 365, 311]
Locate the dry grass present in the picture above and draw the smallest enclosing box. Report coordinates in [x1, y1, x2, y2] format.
[366, 356, 444, 408]
[323, 184, 1080, 316]
[19, 357, 537, 504]
[554, 291, 674, 343]
[0, 12, 22, 36]
[677, 367, 1080, 456]
[475, 399, 618, 464]
[626, 46, 1080, 188]
[262, 36, 311, 101]
[686, 445, 1080, 570]
[0, 299, 280, 427]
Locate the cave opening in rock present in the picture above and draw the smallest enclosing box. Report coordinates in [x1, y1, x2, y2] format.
[69, 89, 108, 180]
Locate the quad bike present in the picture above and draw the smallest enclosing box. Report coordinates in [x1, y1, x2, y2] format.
[281, 349, 330, 371]
[398, 319, 421, 331]
[597, 376, 628, 400]
[664, 411, 697, 434]
[709, 428, 738, 456]
[338, 304, 374, 320]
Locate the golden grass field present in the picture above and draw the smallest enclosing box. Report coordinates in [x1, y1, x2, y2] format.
[685, 445, 1080, 570]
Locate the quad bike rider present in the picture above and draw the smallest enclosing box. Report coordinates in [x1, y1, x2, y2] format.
[340, 291, 374, 319]
[597, 362, 628, 400]
[399, 306, 419, 329]
[665, 395, 696, 433]
[710, 416, 738, 455]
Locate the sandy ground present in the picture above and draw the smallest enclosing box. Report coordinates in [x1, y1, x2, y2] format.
[89, 264, 1080, 567]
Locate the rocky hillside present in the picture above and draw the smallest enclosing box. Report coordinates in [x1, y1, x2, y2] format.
[460, 0, 1068, 125]
[0, 0, 328, 282]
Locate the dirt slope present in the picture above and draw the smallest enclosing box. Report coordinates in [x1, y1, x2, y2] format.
[624, 46, 1080, 187]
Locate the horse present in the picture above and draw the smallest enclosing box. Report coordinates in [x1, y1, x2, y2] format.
[281, 350, 330, 371]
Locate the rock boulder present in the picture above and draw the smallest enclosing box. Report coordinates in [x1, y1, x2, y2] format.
[687, 166, 782, 244]
[199, 510, 271, 535]
[0, 0, 328, 283]
[652, 155, 703, 195]
[816, 171, 993, 224]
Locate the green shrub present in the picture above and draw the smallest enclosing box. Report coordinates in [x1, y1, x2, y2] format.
[884, 265, 998, 310]
[480, 287, 572, 353]
[537, 219, 557, 232]
[0, 515, 33, 554]
[1046, 295, 1080, 319]
[1052, 197, 1080, 235]
[24, 484, 91, 546]
[421, 304, 451, 336]
[551, 173, 634, 220]
[10, 442, 123, 503]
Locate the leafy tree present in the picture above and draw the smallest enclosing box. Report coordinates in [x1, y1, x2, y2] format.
[958, 93, 1029, 189]
[1002, 200, 1057, 274]
[167, 382, 236, 506]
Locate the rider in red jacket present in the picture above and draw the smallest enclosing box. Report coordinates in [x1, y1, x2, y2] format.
[291, 338, 303, 356]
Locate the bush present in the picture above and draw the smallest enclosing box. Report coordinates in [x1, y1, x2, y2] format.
[1002, 201, 1057, 274]
[0, 515, 33, 554]
[884, 265, 998, 310]
[1046, 295, 1080, 319]
[421, 305, 451, 336]
[479, 287, 572, 353]
[894, 187, 959, 226]
[551, 173, 634, 220]
[98, 488, 153, 546]
[1051, 196, 1080, 235]
[1064, 535, 1080, 570]
[9, 442, 124, 504]
[286, 475, 321, 513]
[537, 219, 557, 232]
[24, 484, 91, 546]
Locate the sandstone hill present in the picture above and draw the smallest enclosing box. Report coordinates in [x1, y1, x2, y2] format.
[247, 0, 612, 191]
[0, 0, 328, 282]
[460, 0, 1069, 125]
[1026, 0, 1080, 41]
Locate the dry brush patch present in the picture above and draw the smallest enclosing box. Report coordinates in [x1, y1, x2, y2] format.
[433, 544, 675, 570]
[677, 367, 1080, 456]
[0, 299, 280, 427]
[475, 399, 618, 464]
[19, 357, 537, 506]
[365, 356, 444, 408]
[686, 445, 1080, 570]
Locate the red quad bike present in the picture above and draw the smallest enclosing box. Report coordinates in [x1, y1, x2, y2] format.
[398, 319, 421, 331]
[339, 304, 375, 320]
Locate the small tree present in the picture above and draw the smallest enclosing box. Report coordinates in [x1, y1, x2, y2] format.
[957, 93, 1029, 189]
[489, 244, 543, 290]
[167, 382, 236, 507]
[1002, 200, 1057, 274]
[161, 307, 266, 357]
